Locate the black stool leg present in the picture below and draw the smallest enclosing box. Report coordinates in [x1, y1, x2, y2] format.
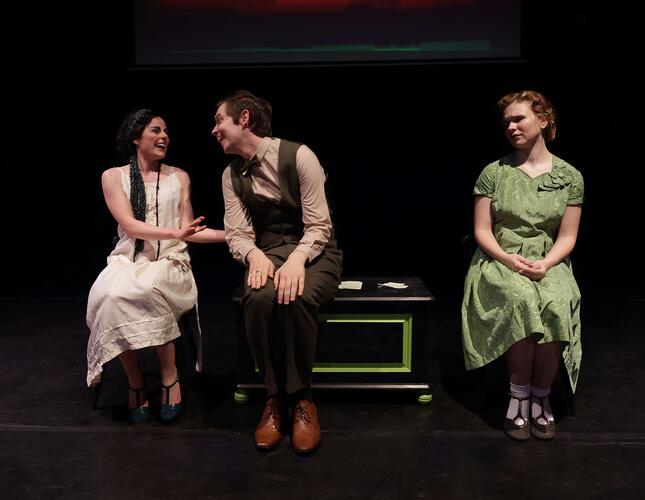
[91, 380, 102, 410]
[173, 334, 188, 410]
[175, 306, 200, 410]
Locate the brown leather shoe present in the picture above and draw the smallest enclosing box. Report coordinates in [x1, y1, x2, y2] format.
[254, 398, 287, 450]
[291, 400, 321, 454]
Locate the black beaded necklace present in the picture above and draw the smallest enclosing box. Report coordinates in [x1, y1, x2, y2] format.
[154, 163, 161, 261]
[129, 156, 161, 261]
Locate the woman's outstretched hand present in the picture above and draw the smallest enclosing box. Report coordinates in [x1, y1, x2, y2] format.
[175, 216, 207, 240]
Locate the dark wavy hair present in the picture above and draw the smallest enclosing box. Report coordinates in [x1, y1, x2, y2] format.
[217, 90, 272, 137]
[115, 109, 162, 255]
[498, 90, 557, 142]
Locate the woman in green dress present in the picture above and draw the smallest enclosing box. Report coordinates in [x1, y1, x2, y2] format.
[461, 90, 584, 441]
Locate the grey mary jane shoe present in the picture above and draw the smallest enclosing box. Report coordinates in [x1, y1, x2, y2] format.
[530, 396, 556, 440]
[503, 394, 530, 441]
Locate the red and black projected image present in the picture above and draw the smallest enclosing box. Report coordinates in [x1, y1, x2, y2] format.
[135, 0, 520, 65]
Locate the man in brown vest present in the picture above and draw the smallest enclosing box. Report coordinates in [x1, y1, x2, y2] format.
[213, 90, 342, 454]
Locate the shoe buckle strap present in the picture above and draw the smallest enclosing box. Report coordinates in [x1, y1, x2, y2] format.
[161, 378, 180, 405]
[531, 395, 552, 426]
[129, 386, 145, 408]
[508, 393, 529, 427]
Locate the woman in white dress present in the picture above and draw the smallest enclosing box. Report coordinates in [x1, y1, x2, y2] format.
[86, 109, 224, 423]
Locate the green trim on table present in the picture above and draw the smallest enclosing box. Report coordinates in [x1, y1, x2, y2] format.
[313, 314, 413, 373]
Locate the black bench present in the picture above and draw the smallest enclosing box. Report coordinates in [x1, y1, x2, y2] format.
[233, 276, 435, 404]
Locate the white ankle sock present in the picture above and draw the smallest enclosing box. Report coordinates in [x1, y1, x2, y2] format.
[507, 383, 531, 425]
[531, 387, 554, 424]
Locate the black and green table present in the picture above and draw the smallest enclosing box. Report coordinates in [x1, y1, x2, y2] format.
[234, 276, 435, 404]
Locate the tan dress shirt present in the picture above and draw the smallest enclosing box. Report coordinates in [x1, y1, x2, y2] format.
[222, 137, 332, 264]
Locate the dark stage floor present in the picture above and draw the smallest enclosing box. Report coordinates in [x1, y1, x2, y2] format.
[1, 296, 644, 499]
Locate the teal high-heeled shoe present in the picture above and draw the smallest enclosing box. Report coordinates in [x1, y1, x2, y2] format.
[128, 386, 150, 423]
[160, 378, 182, 423]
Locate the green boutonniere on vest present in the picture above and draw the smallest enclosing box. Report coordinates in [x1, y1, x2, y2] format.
[241, 155, 260, 176]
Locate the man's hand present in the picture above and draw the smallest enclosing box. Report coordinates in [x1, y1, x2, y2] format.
[246, 248, 275, 289]
[274, 251, 307, 305]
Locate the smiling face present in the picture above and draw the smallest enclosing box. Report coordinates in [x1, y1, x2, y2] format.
[134, 117, 169, 160]
[212, 102, 246, 155]
[502, 100, 548, 150]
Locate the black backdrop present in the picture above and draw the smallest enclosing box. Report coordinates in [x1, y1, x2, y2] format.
[3, 1, 643, 304]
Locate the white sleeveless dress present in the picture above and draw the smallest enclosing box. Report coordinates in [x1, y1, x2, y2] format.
[86, 168, 199, 387]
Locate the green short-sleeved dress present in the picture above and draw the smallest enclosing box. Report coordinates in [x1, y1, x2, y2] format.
[461, 154, 584, 392]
